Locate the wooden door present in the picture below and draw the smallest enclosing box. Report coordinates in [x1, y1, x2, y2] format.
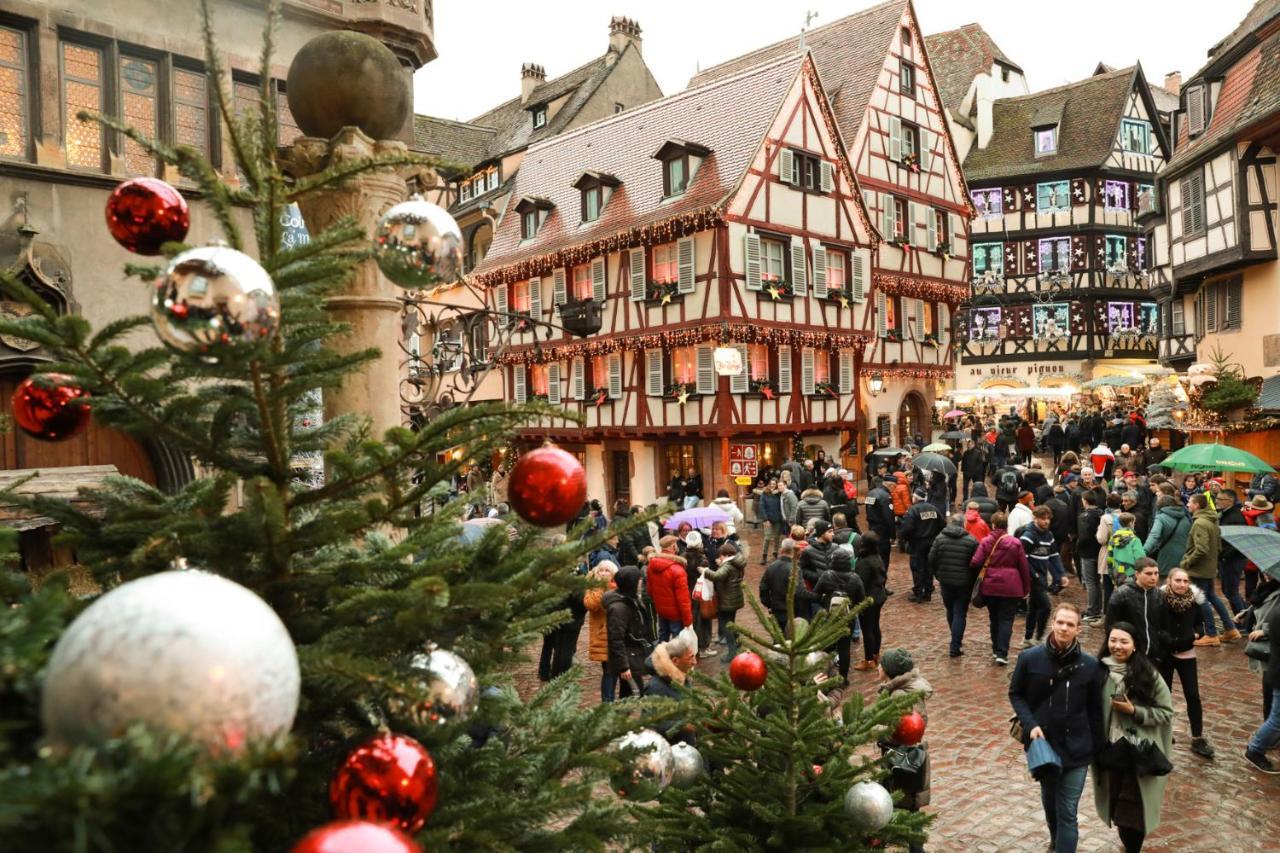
[609, 450, 631, 509]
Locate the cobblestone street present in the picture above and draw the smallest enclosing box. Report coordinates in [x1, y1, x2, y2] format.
[515, 521, 1280, 852]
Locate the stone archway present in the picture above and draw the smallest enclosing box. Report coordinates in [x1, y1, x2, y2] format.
[898, 390, 929, 446]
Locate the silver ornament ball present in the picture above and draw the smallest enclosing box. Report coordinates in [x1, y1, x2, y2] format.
[41, 570, 300, 750]
[609, 728, 675, 800]
[151, 244, 280, 361]
[409, 647, 479, 725]
[373, 198, 463, 289]
[844, 780, 895, 830]
[669, 742, 706, 789]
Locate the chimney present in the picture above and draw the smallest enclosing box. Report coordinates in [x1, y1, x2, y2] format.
[1164, 71, 1182, 95]
[975, 77, 995, 150]
[608, 16, 642, 55]
[521, 63, 546, 104]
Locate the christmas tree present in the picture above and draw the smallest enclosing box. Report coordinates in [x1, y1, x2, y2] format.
[0, 4, 652, 850]
[1144, 383, 1180, 429]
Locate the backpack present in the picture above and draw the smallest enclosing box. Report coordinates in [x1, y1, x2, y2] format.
[1106, 528, 1145, 578]
[999, 469, 1019, 495]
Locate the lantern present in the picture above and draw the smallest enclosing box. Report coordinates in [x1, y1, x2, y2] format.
[868, 374, 885, 395]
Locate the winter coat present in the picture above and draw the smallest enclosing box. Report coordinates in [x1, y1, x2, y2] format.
[899, 501, 944, 554]
[1009, 641, 1106, 769]
[1077, 507, 1104, 559]
[1017, 424, 1037, 452]
[964, 508, 991, 542]
[681, 547, 705, 592]
[759, 490, 783, 523]
[1093, 666, 1173, 832]
[823, 478, 849, 518]
[968, 483, 998, 521]
[642, 642, 690, 702]
[971, 530, 1031, 599]
[1218, 503, 1247, 560]
[706, 549, 747, 613]
[865, 485, 896, 533]
[854, 542, 888, 606]
[929, 525, 979, 587]
[1104, 580, 1170, 659]
[759, 556, 815, 617]
[780, 487, 800, 523]
[604, 567, 650, 677]
[993, 466, 1024, 502]
[799, 538, 835, 588]
[584, 584, 611, 663]
[1019, 524, 1064, 586]
[796, 490, 831, 528]
[645, 553, 692, 626]
[891, 477, 912, 518]
[961, 446, 988, 479]
[1129, 504, 1151, 543]
[710, 496, 744, 534]
[1046, 424, 1066, 450]
[1181, 508, 1221, 579]
[1046, 496, 1074, 543]
[1023, 470, 1049, 497]
[879, 670, 935, 809]
[1008, 502, 1035, 537]
[1158, 582, 1205, 655]
[813, 550, 866, 610]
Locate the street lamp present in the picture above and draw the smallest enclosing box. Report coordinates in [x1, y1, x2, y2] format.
[868, 374, 885, 395]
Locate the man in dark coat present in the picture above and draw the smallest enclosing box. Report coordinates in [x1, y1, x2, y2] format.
[1104, 558, 1169, 659]
[865, 477, 897, 569]
[1045, 484, 1076, 579]
[960, 440, 988, 500]
[1143, 437, 1169, 471]
[968, 482, 999, 522]
[900, 492, 944, 602]
[604, 565, 651, 696]
[759, 539, 814, 629]
[1024, 462, 1051, 505]
[929, 513, 979, 657]
[993, 463, 1024, 512]
[799, 520, 836, 610]
[1120, 414, 1146, 451]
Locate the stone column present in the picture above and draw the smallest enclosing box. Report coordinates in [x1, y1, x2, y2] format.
[286, 128, 407, 435]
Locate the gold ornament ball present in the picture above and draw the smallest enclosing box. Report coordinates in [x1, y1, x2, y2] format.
[286, 31, 410, 140]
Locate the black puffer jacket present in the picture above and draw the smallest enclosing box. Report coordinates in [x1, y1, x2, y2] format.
[795, 491, 831, 528]
[968, 483, 999, 521]
[813, 549, 866, 609]
[604, 566, 651, 677]
[928, 525, 979, 587]
[1104, 579, 1170, 660]
[1159, 583, 1205, 655]
[799, 538, 835, 588]
[854, 539, 888, 605]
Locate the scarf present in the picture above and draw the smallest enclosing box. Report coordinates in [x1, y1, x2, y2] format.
[1164, 585, 1196, 613]
[1102, 656, 1131, 742]
[1046, 633, 1080, 664]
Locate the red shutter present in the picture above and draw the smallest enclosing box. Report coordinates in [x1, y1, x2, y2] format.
[1071, 236, 1087, 272]
[1070, 178, 1087, 204]
[1024, 240, 1039, 275]
[1004, 241, 1019, 276]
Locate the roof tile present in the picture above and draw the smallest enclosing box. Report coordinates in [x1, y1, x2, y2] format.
[924, 23, 1021, 117]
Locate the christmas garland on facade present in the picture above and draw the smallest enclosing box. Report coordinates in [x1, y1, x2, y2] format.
[873, 364, 955, 380]
[496, 323, 872, 366]
[873, 272, 968, 304]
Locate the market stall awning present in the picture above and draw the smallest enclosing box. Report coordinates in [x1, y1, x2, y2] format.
[1082, 375, 1144, 388]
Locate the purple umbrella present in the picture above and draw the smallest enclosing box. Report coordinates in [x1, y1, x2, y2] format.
[662, 506, 732, 531]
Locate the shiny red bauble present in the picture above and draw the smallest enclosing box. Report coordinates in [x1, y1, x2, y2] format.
[11, 374, 90, 442]
[329, 733, 438, 834]
[508, 446, 587, 527]
[105, 177, 190, 255]
[727, 651, 767, 691]
[893, 710, 926, 746]
[291, 820, 421, 853]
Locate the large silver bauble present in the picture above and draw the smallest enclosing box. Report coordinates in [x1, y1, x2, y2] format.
[373, 198, 463, 289]
[844, 780, 894, 830]
[669, 742, 706, 789]
[609, 728, 675, 800]
[41, 570, 299, 750]
[151, 244, 279, 361]
[409, 647, 479, 725]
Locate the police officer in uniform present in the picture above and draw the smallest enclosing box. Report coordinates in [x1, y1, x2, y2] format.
[864, 476, 897, 572]
[900, 491, 944, 602]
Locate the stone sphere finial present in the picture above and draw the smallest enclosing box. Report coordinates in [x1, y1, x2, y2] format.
[286, 30, 410, 141]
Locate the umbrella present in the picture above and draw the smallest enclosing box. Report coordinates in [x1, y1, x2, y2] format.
[872, 447, 907, 458]
[663, 506, 732, 531]
[1219, 526, 1280, 579]
[912, 452, 957, 476]
[922, 442, 952, 452]
[944, 409, 967, 418]
[940, 430, 968, 441]
[1161, 443, 1276, 474]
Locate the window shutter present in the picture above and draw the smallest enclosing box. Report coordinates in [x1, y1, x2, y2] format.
[876, 291, 888, 338]
[881, 193, 896, 240]
[1191, 174, 1204, 233]
[888, 116, 902, 161]
[801, 347, 816, 395]
[513, 365, 527, 403]
[571, 356, 585, 400]
[839, 350, 854, 393]
[1205, 284, 1218, 332]
[1227, 279, 1242, 329]
[495, 283, 508, 318]
[939, 303, 949, 340]
[744, 233, 762, 291]
[820, 160, 834, 193]
[813, 247, 828, 298]
[949, 213, 962, 248]
[1187, 86, 1205, 135]
[778, 344, 792, 393]
[779, 147, 795, 184]
[608, 352, 623, 399]
[791, 241, 807, 296]
[915, 298, 926, 339]
[677, 236, 696, 293]
[646, 349, 663, 396]
[552, 268, 567, 308]
[926, 210, 938, 252]
[730, 344, 749, 393]
[907, 202, 919, 245]
[852, 250, 867, 301]
[629, 247, 646, 301]
[529, 276, 542, 320]
[591, 257, 606, 302]
[696, 344, 715, 395]
[920, 130, 932, 172]
[547, 362, 562, 404]
[1195, 290, 1205, 339]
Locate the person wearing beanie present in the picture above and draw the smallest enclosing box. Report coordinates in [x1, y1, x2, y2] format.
[1008, 490, 1035, 537]
[798, 519, 836, 616]
[878, 647, 934, 848]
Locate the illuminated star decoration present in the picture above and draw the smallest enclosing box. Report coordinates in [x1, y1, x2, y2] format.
[677, 387, 690, 405]
[761, 385, 776, 400]
[661, 290, 673, 305]
[839, 294, 850, 309]
[767, 285, 782, 300]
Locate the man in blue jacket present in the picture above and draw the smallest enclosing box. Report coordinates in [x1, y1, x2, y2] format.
[1008, 602, 1104, 853]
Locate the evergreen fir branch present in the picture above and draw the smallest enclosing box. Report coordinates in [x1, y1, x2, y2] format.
[286, 151, 445, 199]
[86, 316, 154, 354]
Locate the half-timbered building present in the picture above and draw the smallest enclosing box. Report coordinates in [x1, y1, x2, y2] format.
[957, 66, 1171, 402]
[690, 0, 970, 452]
[1143, 0, 1280, 386]
[469, 53, 876, 507]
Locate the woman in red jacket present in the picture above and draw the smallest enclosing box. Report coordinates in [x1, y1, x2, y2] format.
[970, 511, 1031, 665]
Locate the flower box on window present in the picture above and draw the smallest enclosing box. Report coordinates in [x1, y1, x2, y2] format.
[1040, 269, 1071, 289]
[749, 377, 778, 399]
[559, 298, 603, 337]
[885, 328, 904, 343]
[813, 380, 838, 398]
[1106, 263, 1131, 282]
[899, 152, 921, 173]
[508, 312, 535, 333]
[972, 271, 1004, 294]
[646, 280, 681, 304]
[761, 273, 793, 299]
[590, 386, 611, 407]
[922, 332, 941, 347]
[664, 381, 698, 402]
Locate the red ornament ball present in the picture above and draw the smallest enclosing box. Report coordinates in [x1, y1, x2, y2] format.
[508, 446, 587, 527]
[105, 177, 190, 255]
[728, 651, 767, 691]
[12, 374, 90, 442]
[893, 710, 926, 746]
[291, 821, 421, 853]
[329, 733, 438, 834]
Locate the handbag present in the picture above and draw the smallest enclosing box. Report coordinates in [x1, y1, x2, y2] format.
[1098, 735, 1172, 777]
[1245, 637, 1271, 662]
[1008, 714, 1024, 743]
[971, 533, 1004, 609]
[693, 575, 716, 619]
[883, 743, 929, 795]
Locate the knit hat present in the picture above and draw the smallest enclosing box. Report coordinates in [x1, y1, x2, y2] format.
[812, 520, 831, 536]
[684, 532, 703, 549]
[1018, 491, 1035, 505]
[880, 648, 914, 678]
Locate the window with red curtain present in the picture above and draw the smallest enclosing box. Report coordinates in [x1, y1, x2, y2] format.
[748, 344, 769, 379]
[652, 243, 678, 284]
[671, 346, 697, 384]
[814, 349, 831, 384]
[827, 250, 846, 292]
[591, 354, 609, 388]
[572, 264, 592, 300]
[530, 364, 549, 395]
[510, 280, 530, 312]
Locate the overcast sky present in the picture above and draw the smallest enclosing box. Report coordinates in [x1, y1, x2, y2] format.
[413, 0, 1254, 122]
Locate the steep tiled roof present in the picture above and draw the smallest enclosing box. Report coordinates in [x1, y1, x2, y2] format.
[1190, 0, 1280, 81]
[962, 67, 1136, 182]
[411, 115, 496, 174]
[925, 23, 1021, 117]
[1166, 30, 1280, 176]
[688, 0, 904, 145]
[474, 54, 805, 278]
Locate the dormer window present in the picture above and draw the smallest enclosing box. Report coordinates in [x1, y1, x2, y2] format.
[653, 139, 711, 199]
[1034, 126, 1057, 156]
[532, 106, 547, 129]
[516, 196, 554, 240]
[521, 210, 538, 239]
[573, 171, 621, 223]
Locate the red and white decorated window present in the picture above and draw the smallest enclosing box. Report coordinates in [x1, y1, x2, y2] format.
[671, 346, 697, 384]
[571, 264, 592, 301]
[748, 344, 769, 379]
[813, 349, 831, 384]
[510, 280, 530, 313]
[591, 354, 609, 388]
[652, 242, 678, 285]
[530, 364, 550, 396]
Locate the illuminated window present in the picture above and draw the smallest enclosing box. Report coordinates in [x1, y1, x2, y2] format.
[826, 249, 846, 291]
[813, 349, 831, 384]
[510, 280, 530, 313]
[0, 26, 29, 160]
[61, 42, 105, 170]
[530, 364, 550, 396]
[591, 354, 609, 387]
[653, 242, 678, 284]
[671, 346, 697, 384]
[747, 344, 769, 379]
[761, 238, 786, 284]
[571, 264, 592, 301]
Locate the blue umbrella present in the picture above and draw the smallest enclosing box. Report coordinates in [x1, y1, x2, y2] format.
[662, 506, 732, 531]
[1219, 525, 1280, 579]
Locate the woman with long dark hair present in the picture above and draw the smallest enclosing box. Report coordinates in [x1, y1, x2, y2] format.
[1093, 622, 1174, 852]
